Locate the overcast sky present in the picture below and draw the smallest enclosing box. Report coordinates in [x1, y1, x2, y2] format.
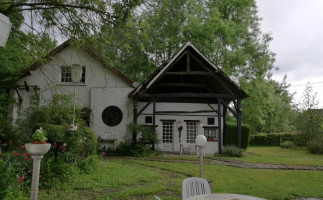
[256, 0, 323, 107]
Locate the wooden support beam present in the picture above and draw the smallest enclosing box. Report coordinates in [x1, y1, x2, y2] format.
[220, 99, 237, 118]
[152, 98, 156, 151]
[197, 76, 214, 93]
[139, 93, 239, 100]
[156, 110, 218, 114]
[237, 99, 242, 148]
[218, 99, 222, 154]
[159, 83, 204, 88]
[165, 71, 214, 76]
[132, 97, 138, 142]
[189, 52, 213, 72]
[24, 81, 30, 92]
[33, 87, 39, 99]
[137, 100, 152, 117]
[187, 50, 191, 72]
[15, 88, 22, 103]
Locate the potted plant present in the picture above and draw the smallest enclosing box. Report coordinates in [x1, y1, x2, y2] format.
[31, 127, 47, 144]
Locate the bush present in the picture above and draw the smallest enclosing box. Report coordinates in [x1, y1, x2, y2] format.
[0, 95, 98, 199]
[249, 132, 299, 146]
[280, 141, 295, 149]
[223, 123, 250, 149]
[221, 145, 243, 157]
[115, 142, 153, 157]
[307, 135, 323, 154]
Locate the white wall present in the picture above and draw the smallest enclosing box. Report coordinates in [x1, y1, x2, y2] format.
[11, 46, 134, 145]
[137, 102, 223, 154]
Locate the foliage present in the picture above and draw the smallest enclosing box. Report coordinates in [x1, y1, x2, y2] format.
[249, 132, 296, 146]
[307, 135, 323, 154]
[31, 127, 47, 142]
[294, 84, 323, 144]
[221, 145, 243, 157]
[127, 123, 159, 149]
[223, 123, 250, 149]
[115, 142, 153, 157]
[0, 95, 98, 199]
[280, 141, 295, 149]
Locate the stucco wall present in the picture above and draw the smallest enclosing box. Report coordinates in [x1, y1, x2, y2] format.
[11, 46, 134, 143]
[137, 102, 223, 154]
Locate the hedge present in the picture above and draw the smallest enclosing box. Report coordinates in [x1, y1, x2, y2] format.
[249, 132, 295, 146]
[223, 123, 250, 149]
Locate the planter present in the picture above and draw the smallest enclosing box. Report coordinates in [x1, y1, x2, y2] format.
[31, 141, 46, 144]
[25, 143, 51, 156]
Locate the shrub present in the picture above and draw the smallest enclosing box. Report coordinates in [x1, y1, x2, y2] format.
[249, 132, 300, 147]
[307, 135, 323, 154]
[280, 141, 295, 149]
[221, 145, 243, 157]
[223, 123, 250, 149]
[115, 142, 153, 157]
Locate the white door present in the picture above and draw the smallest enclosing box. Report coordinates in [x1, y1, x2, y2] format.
[162, 121, 174, 152]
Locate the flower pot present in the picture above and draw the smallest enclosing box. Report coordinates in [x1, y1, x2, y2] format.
[31, 141, 46, 144]
[25, 143, 51, 156]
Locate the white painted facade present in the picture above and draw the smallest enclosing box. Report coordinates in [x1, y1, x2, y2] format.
[137, 102, 223, 154]
[11, 44, 226, 154]
[11, 46, 134, 148]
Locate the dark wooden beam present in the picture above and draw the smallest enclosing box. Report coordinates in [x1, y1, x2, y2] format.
[136, 100, 152, 117]
[187, 50, 191, 72]
[218, 98, 222, 154]
[139, 98, 219, 104]
[139, 93, 239, 100]
[132, 97, 138, 142]
[15, 88, 22, 103]
[196, 76, 214, 93]
[159, 83, 204, 88]
[165, 71, 214, 76]
[237, 99, 242, 148]
[152, 98, 156, 151]
[190, 52, 213, 72]
[156, 110, 218, 114]
[33, 87, 39, 99]
[24, 81, 30, 92]
[220, 99, 237, 118]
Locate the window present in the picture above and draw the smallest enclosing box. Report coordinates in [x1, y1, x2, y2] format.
[145, 116, 153, 124]
[207, 117, 215, 125]
[162, 121, 173, 143]
[204, 127, 218, 141]
[61, 66, 86, 83]
[186, 122, 198, 143]
[102, 106, 123, 126]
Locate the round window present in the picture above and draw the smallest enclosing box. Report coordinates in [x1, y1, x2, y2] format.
[101, 106, 123, 126]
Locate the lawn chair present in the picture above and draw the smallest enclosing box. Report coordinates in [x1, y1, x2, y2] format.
[182, 177, 211, 200]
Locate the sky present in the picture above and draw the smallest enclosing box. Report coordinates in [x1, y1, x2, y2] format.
[256, 0, 323, 107]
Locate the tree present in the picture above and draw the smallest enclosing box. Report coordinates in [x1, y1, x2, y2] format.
[295, 84, 322, 143]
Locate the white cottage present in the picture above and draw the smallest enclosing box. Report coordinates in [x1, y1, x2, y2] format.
[11, 40, 248, 154]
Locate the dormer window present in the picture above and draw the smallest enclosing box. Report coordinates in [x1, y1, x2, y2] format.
[61, 66, 86, 83]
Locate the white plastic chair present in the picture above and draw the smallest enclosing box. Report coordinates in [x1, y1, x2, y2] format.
[154, 195, 161, 200]
[182, 177, 211, 200]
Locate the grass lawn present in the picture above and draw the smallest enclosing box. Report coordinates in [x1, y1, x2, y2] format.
[217, 146, 323, 166]
[16, 157, 323, 200]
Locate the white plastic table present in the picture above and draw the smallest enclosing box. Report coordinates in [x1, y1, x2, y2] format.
[186, 193, 266, 200]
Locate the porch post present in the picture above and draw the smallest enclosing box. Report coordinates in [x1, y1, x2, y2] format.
[132, 96, 138, 143]
[237, 99, 242, 148]
[152, 98, 156, 151]
[218, 98, 222, 154]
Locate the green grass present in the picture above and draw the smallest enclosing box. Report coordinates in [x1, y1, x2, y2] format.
[13, 157, 323, 200]
[218, 147, 323, 166]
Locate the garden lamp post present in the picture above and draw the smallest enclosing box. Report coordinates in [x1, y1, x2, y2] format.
[196, 135, 207, 178]
[71, 64, 82, 127]
[0, 13, 12, 48]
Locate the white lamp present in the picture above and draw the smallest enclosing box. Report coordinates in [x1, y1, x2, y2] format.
[0, 13, 12, 48]
[195, 135, 207, 178]
[71, 64, 82, 127]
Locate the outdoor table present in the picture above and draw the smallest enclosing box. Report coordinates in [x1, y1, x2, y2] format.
[186, 193, 266, 200]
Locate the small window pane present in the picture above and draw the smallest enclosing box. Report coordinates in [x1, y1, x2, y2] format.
[162, 121, 173, 143]
[186, 122, 197, 143]
[145, 116, 152, 124]
[207, 117, 215, 125]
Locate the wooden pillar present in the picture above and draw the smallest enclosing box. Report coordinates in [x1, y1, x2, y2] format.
[152, 98, 156, 151]
[218, 98, 222, 154]
[237, 99, 242, 148]
[132, 96, 138, 142]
